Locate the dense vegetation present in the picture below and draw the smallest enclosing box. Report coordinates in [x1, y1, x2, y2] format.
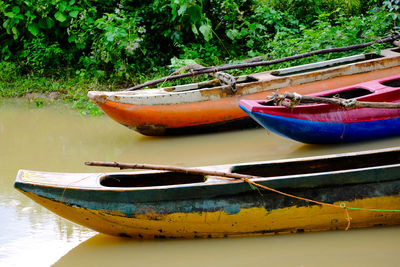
[0, 0, 399, 114]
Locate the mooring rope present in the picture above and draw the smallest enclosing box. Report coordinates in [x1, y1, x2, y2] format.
[241, 178, 352, 230]
[242, 178, 400, 231]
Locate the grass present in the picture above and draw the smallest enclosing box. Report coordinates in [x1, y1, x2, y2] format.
[0, 64, 116, 115]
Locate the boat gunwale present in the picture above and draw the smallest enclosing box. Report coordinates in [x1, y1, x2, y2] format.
[242, 73, 400, 113]
[269, 53, 380, 76]
[87, 48, 400, 104]
[15, 146, 400, 192]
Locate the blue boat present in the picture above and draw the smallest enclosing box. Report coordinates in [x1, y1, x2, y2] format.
[239, 74, 400, 144]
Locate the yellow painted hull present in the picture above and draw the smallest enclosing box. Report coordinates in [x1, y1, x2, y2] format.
[22, 190, 400, 239]
[15, 147, 400, 239]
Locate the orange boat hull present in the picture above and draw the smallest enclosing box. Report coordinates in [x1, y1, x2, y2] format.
[96, 67, 400, 135]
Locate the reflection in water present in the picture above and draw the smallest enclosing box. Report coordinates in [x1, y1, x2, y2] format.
[294, 135, 400, 157]
[0, 195, 94, 266]
[55, 226, 400, 267]
[1, 99, 400, 266]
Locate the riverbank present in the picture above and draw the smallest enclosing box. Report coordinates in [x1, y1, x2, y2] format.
[0, 69, 111, 115]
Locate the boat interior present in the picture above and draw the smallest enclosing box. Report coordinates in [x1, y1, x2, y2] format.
[162, 52, 386, 93]
[163, 75, 256, 93]
[99, 149, 400, 188]
[260, 75, 400, 107]
[260, 87, 373, 106]
[100, 172, 205, 187]
[231, 149, 400, 177]
[392, 47, 400, 53]
[270, 53, 382, 77]
[381, 77, 400, 87]
[320, 88, 373, 99]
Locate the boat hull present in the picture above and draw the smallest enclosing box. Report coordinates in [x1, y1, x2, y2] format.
[241, 109, 400, 144]
[98, 96, 260, 135]
[240, 74, 400, 144]
[14, 147, 400, 239]
[89, 48, 400, 136]
[17, 185, 400, 239]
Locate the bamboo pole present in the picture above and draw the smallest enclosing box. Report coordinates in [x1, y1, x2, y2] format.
[125, 34, 400, 91]
[85, 161, 261, 181]
[275, 92, 400, 109]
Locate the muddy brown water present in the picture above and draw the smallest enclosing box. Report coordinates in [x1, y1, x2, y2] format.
[1, 99, 399, 266]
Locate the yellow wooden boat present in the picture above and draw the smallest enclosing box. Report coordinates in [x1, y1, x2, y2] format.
[14, 147, 400, 239]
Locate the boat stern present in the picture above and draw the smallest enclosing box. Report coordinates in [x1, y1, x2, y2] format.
[14, 169, 100, 195]
[13, 170, 56, 205]
[14, 169, 36, 192]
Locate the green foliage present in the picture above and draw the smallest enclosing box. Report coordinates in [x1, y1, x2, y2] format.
[66, 85, 104, 116]
[0, 61, 21, 82]
[0, 61, 106, 115]
[168, 0, 213, 41]
[2, 0, 398, 77]
[1, 0, 399, 114]
[262, 3, 399, 64]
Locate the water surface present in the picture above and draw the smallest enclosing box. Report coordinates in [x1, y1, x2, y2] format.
[1, 99, 399, 266]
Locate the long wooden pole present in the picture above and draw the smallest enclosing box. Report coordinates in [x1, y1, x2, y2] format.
[83, 160, 363, 229]
[85, 161, 260, 180]
[84, 161, 345, 207]
[276, 92, 400, 109]
[125, 34, 400, 91]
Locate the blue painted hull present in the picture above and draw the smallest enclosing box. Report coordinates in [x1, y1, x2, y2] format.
[239, 104, 400, 144]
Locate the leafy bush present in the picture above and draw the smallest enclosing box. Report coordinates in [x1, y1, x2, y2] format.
[0, 0, 399, 89]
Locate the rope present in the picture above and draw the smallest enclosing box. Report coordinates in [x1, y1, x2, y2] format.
[159, 71, 177, 89]
[243, 178, 339, 208]
[288, 92, 302, 107]
[344, 208, 352, 231]
[340, 99, 357, 108]
[60, 174, 93, 202]
[271, 93, 284, 106]
[340, 203, 400, 212]
[242, 178, 400, 231]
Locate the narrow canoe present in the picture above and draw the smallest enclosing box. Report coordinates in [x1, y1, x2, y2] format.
[239, 74, 400, 144]
[88, 48, 400, 136]
[14, 147, 400, 239]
